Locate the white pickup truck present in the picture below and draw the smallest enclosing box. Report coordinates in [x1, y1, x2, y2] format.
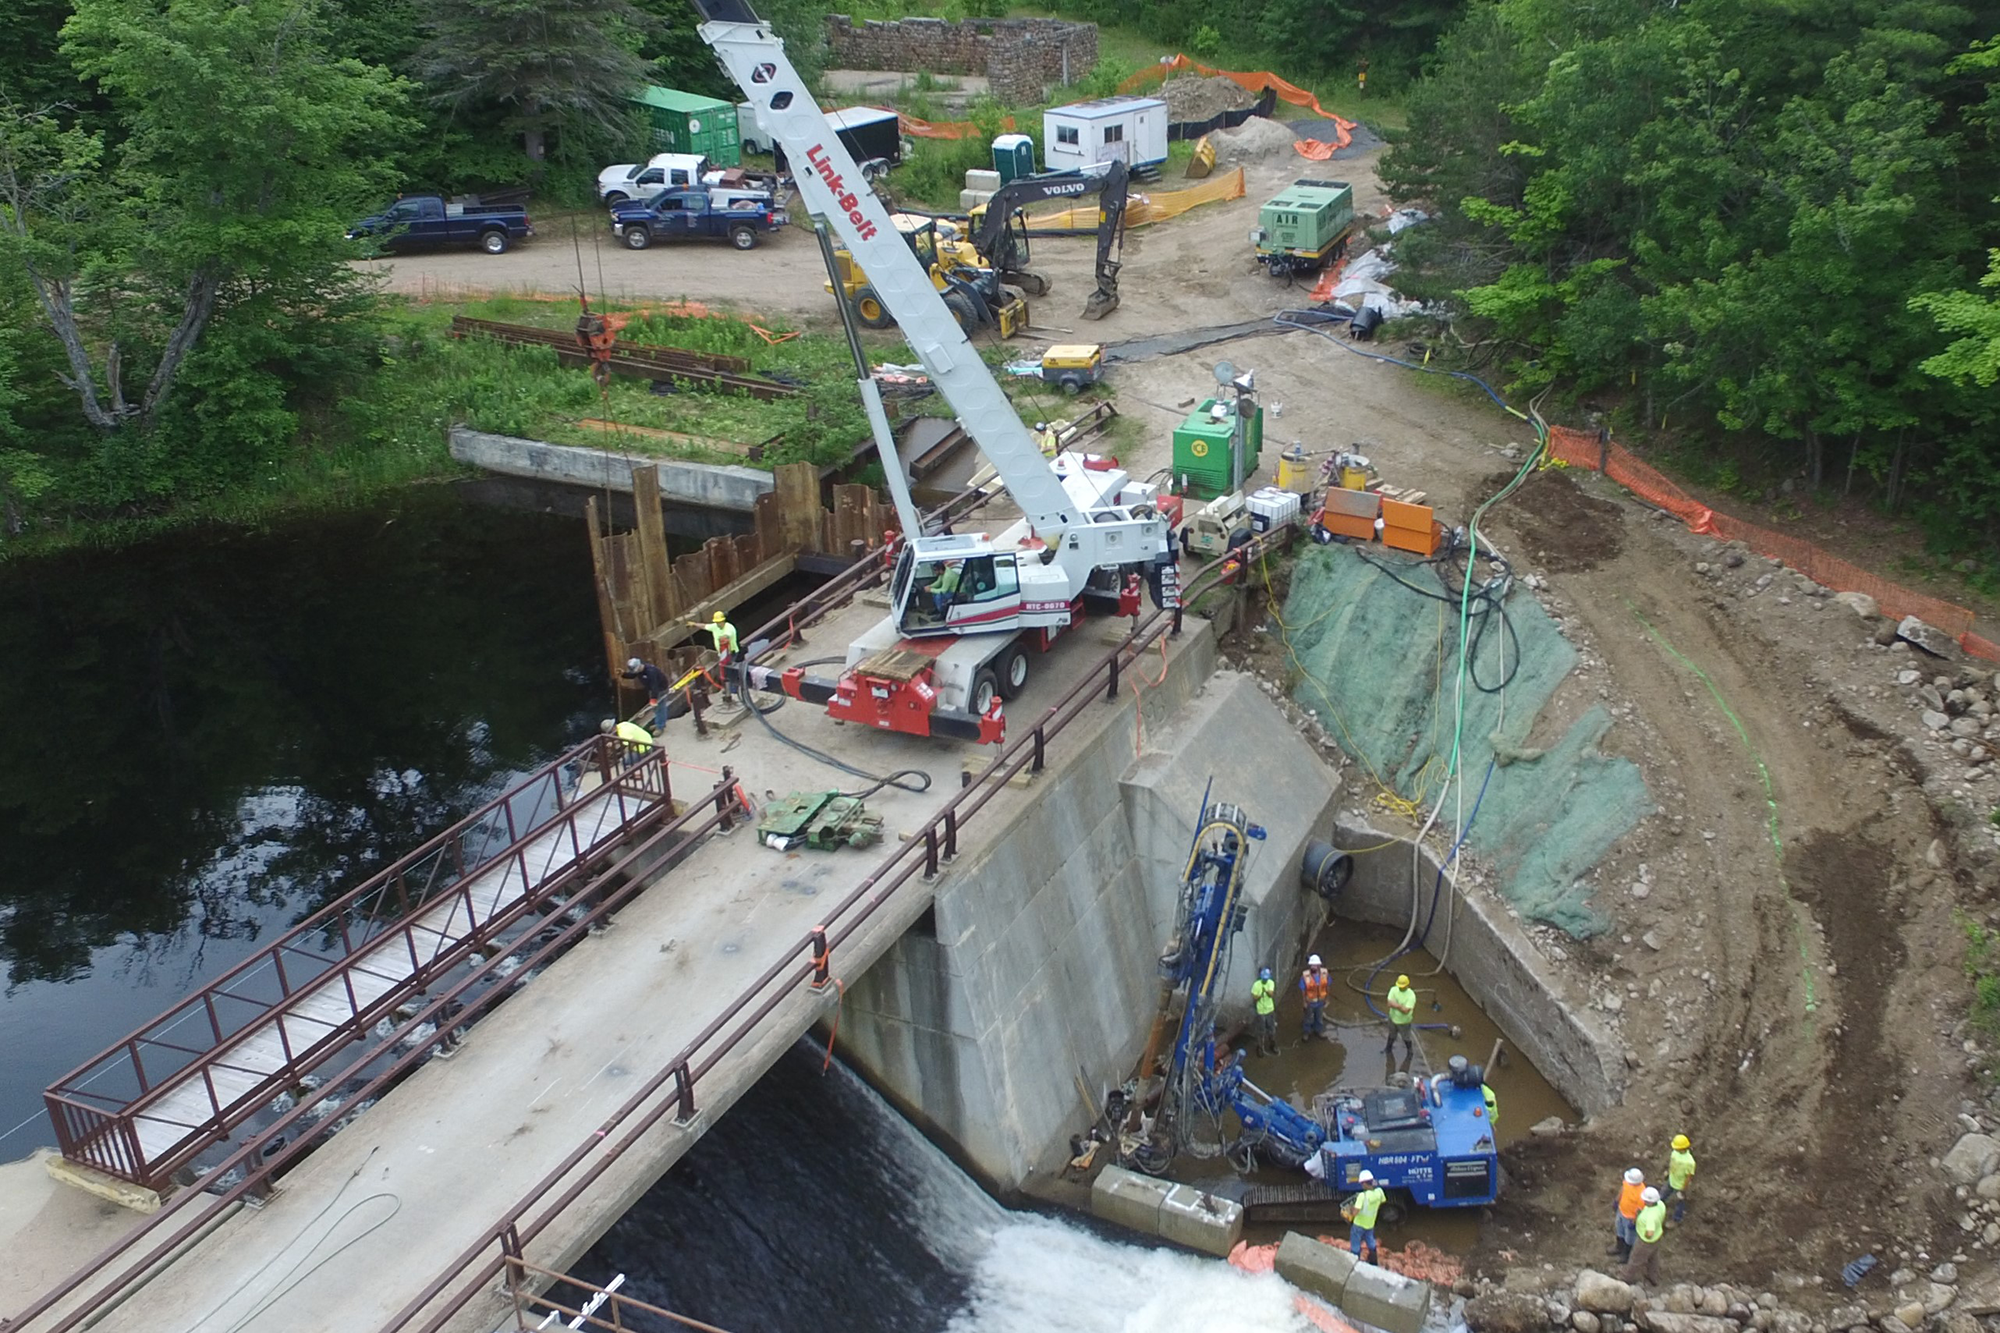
[596, 152, 785, 211]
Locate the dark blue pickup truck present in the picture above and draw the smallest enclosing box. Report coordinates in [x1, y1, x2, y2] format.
[347, 195, 535, 255]
[609, 187, 788, 251]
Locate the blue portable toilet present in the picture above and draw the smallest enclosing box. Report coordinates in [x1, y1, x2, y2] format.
[992, 133, 1036, 184]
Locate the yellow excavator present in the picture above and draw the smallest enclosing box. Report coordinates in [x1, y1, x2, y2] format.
[824, 212, 1031, 339]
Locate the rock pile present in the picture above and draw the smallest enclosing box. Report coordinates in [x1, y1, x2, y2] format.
[1461, 1266, 1998, 1333]
[1210, 115, 1304, 163]
[1161, 74, 1257, 122]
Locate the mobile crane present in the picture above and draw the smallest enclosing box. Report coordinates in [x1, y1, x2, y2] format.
[967, 158, 1131, 320]
[1115, 794, 1500, 1218]
[697, 0, 1175, 744]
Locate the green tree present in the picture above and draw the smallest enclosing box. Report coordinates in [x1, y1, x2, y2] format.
[0, 0, 410, 460]
[1915, 246, 2000, 386]
[416, 0, 653, 163]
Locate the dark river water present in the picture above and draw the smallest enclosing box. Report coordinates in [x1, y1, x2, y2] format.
[0, 484, 609, 1150]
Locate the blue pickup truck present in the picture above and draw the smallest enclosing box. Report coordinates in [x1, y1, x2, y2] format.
[609, 187, 788, 251]
[347, 195, 535, 255]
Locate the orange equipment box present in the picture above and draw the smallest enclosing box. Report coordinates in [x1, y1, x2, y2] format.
[1381, 498, 1440, 556]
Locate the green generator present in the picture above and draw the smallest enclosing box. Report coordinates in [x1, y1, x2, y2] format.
[631, 86, 741, 166]
[1252, 178, 1354, 278]
[1172, 397, 1264, 499]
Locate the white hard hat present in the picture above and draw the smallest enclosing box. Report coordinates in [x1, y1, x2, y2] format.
[1641, 1186, 1660, 1204]
[1624, 1167, 1643, 1185]
[1308, 954, 1322, 966]
[1358, 1169, 1374, 1183]
[627, 657, 643, 671]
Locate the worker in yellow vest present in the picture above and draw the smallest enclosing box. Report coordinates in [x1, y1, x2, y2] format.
[600, 717, 655, 768]
[1251, 967, 1278, 1055]
[1346, 1168, 1385, 1265]
[1623, 1185, 1667, 1285]
[1384, 974, 1417, 1057]
[1481, 1082, 1498, 1130]
[705, 610, 739, 661]
[1664, 1133, 1696, 1224]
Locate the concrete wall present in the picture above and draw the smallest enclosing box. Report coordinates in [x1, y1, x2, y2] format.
[1332, 816, 1625, 1116]
[824, 15, 1097, 105]
[449, 427, 773, 513]
[837, 636, 1346, 1192]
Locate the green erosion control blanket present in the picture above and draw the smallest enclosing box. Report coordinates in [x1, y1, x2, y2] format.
[1279, 546, 1652, 937]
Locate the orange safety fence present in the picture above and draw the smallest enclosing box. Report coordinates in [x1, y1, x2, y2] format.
[1118, 54, 1357, 158]
[1022, 167, 1246, 230]
[900, 112, 1019, 140]
[1543, 426, 1998, 660]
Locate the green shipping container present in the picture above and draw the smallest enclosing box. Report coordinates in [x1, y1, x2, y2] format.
[1172, 398, 1263, 499]
[631, 86, 741, 167]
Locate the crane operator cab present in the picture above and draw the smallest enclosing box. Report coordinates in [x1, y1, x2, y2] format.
[895, 551, 1021, 633]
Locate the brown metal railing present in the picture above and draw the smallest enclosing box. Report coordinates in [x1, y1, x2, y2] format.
[6, 767, 749, 1333]
[379, 530, 1287, 1333]
[500, 1259, 735, 1333]
[43, 735, 675, 1190]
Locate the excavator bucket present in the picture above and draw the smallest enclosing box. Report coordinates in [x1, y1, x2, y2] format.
[1186, 135, 1216, 179]
[1082, 288, 1119, 321]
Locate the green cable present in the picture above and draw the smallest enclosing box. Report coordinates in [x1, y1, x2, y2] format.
[1627, 602, 1818, 1017]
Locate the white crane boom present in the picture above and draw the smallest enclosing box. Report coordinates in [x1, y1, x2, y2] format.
[696, 10, 1088, 544]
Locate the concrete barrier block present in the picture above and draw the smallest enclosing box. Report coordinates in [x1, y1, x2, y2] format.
[959, 188, 994, 210]
[1157, 1183, 1243, 1257]
[1342, 1258, 1433, 1333]
[1091, 1164, 1170, 1235]
[1275, 1232, 1356, 1307]
[964, 168, 1002, 191]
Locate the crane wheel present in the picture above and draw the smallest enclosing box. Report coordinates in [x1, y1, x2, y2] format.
[970, 668, 1001, 716]
[853, 287, 893, 329]
[997, 644, 1030, 699]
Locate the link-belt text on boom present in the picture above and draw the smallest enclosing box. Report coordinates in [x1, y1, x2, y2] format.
[806, 144, 878, 241]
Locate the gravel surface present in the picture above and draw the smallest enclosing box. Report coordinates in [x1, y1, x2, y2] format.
[1288, 117, 1384, 158]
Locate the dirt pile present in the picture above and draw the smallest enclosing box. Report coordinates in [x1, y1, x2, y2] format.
[1161, 75, 1257, 122]
[1211, 116, 1303, 163]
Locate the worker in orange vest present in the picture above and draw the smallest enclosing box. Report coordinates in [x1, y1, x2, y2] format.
[1299, 954, 1330, 1038]
[1609, 1166, 1646, 1264]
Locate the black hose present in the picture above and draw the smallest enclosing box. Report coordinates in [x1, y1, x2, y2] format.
[1350, 546, 1522, 693]
[732, 669, 932, 796]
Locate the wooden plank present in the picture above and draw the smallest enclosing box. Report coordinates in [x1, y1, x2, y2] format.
[584, 497, 627, 686]
[631, 465, 674, 634]
[647, 549, 799, 653]
[773, 462, 822, 553]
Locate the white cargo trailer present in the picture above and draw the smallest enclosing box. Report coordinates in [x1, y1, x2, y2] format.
[1041, 96, 1168, 173]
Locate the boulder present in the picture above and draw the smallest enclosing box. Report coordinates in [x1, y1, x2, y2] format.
[1639, 1313, 1737, 1333]
[1532, 1116, 1567, 1136]
[1699, 1289, 1731, 1317]
[1468, 1291, 1554, 1333]
[1579, 1270, 1639, 1315]
[1879, 1315, 1915, 1333]
[1943, 1133, 2000, 1185]
[1925, 710, 1953, 731]
[1835, 591, 1881, 619]
[1900, 615, 1956, 657]
[1665, 1288, 1698, 1315]
[1921, 1282, 1957, 1314]
[1894, 1302, 1928, 1330]
[1932, 1264, 1959, 1285]
[1576, 1314, 1604, 1333]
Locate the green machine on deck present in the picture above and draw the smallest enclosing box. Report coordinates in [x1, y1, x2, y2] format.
[757, 791, 884, 852]
[1172, 361, 1263, 500]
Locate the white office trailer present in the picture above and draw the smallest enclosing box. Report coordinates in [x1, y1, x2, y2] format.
[1041, 96, 1168, 173]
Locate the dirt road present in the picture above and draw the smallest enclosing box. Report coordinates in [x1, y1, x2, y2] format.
[382, 135, 2000, 1296]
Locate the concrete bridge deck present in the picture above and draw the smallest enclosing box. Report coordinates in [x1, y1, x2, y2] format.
[21, 600, 1215, 1333]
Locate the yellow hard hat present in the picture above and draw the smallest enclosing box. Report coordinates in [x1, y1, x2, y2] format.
[712, 610, 726, 623]
[1396, 974, 1410, 988]
[1672, 1133, 1690, 1151]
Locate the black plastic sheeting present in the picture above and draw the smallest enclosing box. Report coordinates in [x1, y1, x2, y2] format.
[1167, 87, 1279, 143]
